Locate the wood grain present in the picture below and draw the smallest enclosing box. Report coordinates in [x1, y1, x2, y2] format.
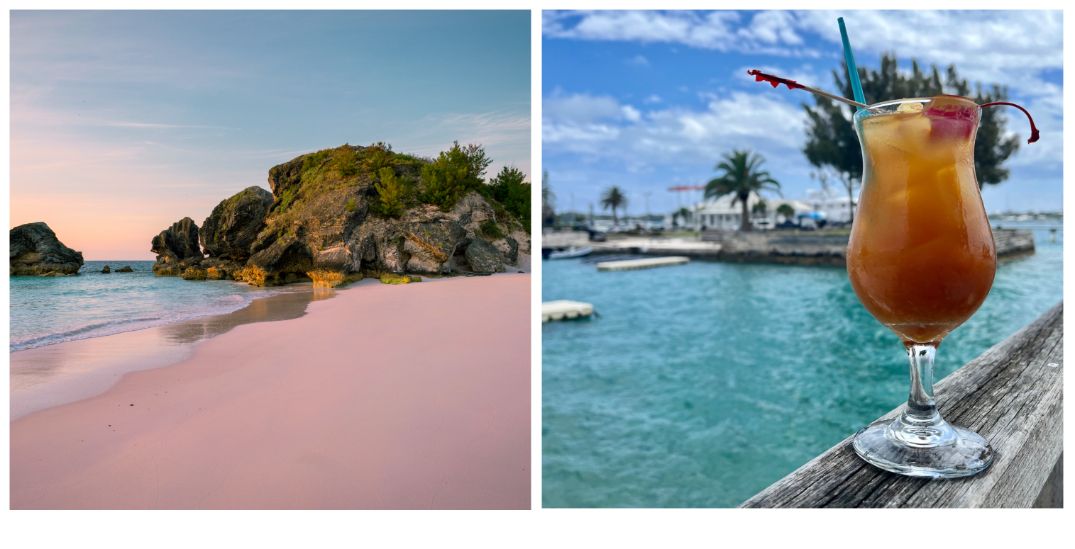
[741, 303, 1062, 508]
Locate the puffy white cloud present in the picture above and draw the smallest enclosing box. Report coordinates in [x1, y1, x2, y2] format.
[793, 10, 1062, 99]
[544, 10, 820, 56]
[545, 91, 806, 169]
[544, 90, 625, 124]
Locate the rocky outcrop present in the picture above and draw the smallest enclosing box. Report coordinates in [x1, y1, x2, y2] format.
[101, 265, 111, 273]
[201, 186, 274, 261]
[151, 217, 203, 276]
[116, 265, 134, 273]
[464, 239, 505, 274]
[10, 222, 84, 276]
[149, 144, 529, 286]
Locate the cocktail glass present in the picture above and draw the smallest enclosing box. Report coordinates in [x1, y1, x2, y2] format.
[847, 96, 995, 478]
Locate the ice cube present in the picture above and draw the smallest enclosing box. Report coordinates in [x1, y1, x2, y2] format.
[897, 101, 924, 114]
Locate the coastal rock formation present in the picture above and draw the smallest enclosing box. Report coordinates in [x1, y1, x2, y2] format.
[201, 186, 274, 261]
[150, 143, 529, 286]
[151, 217, 203, 276]
[116, 266, 134, 273]
[101, 265, 111, 274]
[10, 222, 85, 276]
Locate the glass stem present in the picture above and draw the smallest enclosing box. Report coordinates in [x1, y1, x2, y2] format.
[905, 344, 938, 420]
[888, 343, 956, 447]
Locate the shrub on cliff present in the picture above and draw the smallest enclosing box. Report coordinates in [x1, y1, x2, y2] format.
[487, 166, 530, 227]
[419, 142, 492, 210]
[372, 167, 409, 218]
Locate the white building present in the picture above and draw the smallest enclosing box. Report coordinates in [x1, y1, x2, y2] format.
[804, 187, 855, 225]
[688, 194, 813, 231]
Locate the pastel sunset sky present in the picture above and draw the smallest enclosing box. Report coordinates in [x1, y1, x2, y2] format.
[11, 10, 531, 259]
[543, 10, 1062, 216]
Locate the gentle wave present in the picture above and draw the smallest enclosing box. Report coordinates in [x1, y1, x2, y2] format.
[10, 261, 289, 352]
[8, 296, 270, 352]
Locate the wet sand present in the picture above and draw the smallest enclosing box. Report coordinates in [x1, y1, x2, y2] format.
[10, 288, 326, 419]
[10, 274, 531, 509]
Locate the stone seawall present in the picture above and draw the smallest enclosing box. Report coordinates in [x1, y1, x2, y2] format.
[572, 228, 1035, 267]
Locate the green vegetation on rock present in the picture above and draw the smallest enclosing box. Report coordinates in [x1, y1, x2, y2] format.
[419, 142, 492, 211]
[373, 167, 408, 218]
[486, 166, 531, 230]
[479, 218, 506, 240]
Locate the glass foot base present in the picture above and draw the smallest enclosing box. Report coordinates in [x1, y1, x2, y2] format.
[852, 418, 993, 479]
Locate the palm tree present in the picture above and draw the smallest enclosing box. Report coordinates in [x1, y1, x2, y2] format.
[705, 150, 781, 231]
[751, 199, 768, 218]
[776, 203, 796, 224]
[601, 186, 628, 226]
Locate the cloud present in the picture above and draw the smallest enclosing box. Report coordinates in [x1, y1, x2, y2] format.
[792, 10, 1062, 99]
[545, 91, 625, 123]
[545, 91, 806, 168]
[627, 54, 650, 67]
[544, 10, 821, 56]
[621, 105, 642, 122]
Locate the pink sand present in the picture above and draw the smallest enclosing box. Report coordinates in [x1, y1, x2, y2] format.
[10, 275, 531, 509]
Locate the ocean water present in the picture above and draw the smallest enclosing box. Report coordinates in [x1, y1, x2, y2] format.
[10, 260, 292, 352]
[542, 222, 1062, 507]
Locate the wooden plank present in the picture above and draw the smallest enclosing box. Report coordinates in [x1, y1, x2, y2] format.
[741, 303, 1063, 508]
[596, 256, 689, 272]
[542, 300, 594, 322]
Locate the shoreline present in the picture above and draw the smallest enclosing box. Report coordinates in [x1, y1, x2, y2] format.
[10, 285, 325, 419]
[10, 255, 530, 419]
[9, 265, 300, 353]
[11, 273, 531, 509]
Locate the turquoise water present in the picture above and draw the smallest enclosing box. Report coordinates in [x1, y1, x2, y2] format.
[9, 260, 289, 351]
[542, 222, 1062, 507]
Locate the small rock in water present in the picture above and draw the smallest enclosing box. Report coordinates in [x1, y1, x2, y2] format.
[101, 265, 111, 274]
[116, 265, 134, 272]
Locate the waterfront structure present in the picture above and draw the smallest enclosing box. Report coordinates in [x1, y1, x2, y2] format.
[804, 187, 854, 225]
[688, 194, 812, 231]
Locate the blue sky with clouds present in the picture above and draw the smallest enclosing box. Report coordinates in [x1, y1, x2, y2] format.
[12, 10, 530, 259]
[543, 10, 1062, 216]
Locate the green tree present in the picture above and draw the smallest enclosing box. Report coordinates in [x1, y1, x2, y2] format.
[776, 203, 796, 223]
[674, 206, 692, 228]
[600, 186, 628, 226]
[373, 167, 406, 218]
[542, 171, 556, 229]
[488, 166, 531, 225]
[419, 142, 491, 210]
[804, 54, 1022, 223]
[705, 150, 781, 232]
[363, 142, 395, 172]
[751, 199, 768, 217]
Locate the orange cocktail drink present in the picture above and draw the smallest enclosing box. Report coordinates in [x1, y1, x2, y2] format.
[847, 96, 996, 345]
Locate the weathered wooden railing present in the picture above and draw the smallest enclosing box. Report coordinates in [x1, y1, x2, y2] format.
[742, 303, 1063, 508]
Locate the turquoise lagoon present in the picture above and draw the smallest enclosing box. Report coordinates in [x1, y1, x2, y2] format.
[542, 222, 1062, 507]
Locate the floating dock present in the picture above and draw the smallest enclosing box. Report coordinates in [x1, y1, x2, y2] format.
[542, 300, 594, 322]
[596, 256, 690, 272]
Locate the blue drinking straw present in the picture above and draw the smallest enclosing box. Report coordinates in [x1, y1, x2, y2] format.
[838, 17, 866, 110]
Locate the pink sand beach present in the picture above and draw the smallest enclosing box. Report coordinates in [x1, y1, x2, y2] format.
[10, 274, 531, 509]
